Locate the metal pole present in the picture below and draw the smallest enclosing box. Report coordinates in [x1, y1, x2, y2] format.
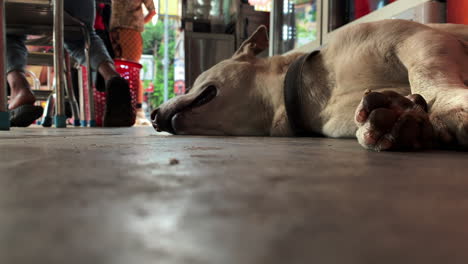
[0, 0, 9, 130]
[270, 0, 283, 56]
[53, 0, 67, 127]
[64, 53, 80, 126]
[47, 66, 52, 90]
[77, 66, 87, 127]
[163, 0, 169, 102]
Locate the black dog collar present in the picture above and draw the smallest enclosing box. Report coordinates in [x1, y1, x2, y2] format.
[283, 50, 320, 136]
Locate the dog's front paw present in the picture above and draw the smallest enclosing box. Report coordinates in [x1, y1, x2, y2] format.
[354, 91, 434, 151]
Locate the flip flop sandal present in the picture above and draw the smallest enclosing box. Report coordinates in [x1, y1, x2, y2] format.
[10, 105, 44, 127]
[103, 76, 135, 127]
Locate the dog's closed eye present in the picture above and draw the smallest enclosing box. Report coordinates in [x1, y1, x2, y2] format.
[190, 85, 217, 108]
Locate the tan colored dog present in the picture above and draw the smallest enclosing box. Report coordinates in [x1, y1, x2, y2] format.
[153, 19, 468, 151]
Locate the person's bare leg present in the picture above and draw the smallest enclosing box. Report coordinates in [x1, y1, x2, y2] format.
[7, 70, 36, 110]
[97, 61, 120, 81]
[7, 70, 43, 127]
[135, 81, 150, 126]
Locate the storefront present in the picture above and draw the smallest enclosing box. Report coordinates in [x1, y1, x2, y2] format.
[178, 0, 449, 87]
[270, 0, 446, 54]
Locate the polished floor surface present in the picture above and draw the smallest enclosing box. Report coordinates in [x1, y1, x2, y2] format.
[1, 127, 468, 264]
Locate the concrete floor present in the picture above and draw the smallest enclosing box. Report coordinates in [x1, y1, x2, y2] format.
[0, 127, 468, 264]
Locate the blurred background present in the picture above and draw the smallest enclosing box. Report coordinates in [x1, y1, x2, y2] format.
[140, 0, 464, 115]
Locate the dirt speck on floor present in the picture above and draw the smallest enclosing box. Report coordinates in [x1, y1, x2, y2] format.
[190, 154, 217, 158]
[135, 207, 149, 218]
[169, 158, 180, 165]
[184, 146, 222, 151]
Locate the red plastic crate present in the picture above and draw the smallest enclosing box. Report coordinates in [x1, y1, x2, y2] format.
[94, 59, 142, 126]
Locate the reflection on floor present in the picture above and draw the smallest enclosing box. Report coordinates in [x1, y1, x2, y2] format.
[1, 127, 468, 264]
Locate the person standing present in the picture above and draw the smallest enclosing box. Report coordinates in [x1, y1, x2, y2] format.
[110, 0, 156, 126]
[6, 0, 135, 127]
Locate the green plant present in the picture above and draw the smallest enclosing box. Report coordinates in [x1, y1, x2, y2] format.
[142, 20, 178, 108]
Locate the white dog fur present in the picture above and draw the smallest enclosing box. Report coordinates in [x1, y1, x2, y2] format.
[153, 19, 468, 151]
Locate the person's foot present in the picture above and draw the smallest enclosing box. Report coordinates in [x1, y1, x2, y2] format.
[7, 71, 36, 110]
[135, 108, 151, 126]
[7, 70, 43, 127]
[103, 76, 135, 127]
[10, 105, 44, 127]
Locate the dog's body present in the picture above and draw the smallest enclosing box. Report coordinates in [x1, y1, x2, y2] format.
[153, 20, 468, 150]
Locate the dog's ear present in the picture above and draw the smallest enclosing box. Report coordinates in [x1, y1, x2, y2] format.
[233, 25, 269, 59]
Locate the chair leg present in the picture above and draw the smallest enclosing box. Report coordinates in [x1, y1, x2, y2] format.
[41, 94, 55, 128]
[83, 28, 96, 127]
[0, 1, 10, 130]
[24, 70, 40, 90]
[64, 53, 81, 126]
[53, 0, 66, 128]
[77, 66, 87, 127]
[47, 67, 52, 91]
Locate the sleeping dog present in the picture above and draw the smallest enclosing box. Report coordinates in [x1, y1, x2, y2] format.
[152, 19, 468, 151]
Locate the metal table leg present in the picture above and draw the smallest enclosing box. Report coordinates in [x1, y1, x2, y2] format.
[77, 66, 87, 127]
[53, 0, 66, 128]
[64, 53, 80, 126]
[0, 0, 10, 130]
[41, 93, 55, 127]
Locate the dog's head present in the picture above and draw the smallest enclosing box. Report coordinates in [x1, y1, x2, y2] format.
[152, 26, 276, 136]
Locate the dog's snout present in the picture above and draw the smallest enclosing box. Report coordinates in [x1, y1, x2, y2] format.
[151, 108, 159, 122]
[151, 108, 161, 132]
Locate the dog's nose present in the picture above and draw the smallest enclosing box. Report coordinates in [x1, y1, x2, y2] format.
[151, 108, 159, 122]
[151, 108, 161, 132]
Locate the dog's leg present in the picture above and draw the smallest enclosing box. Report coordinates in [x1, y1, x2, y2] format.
[397, 32, 468, 147]
[270, 106, 293, 136]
